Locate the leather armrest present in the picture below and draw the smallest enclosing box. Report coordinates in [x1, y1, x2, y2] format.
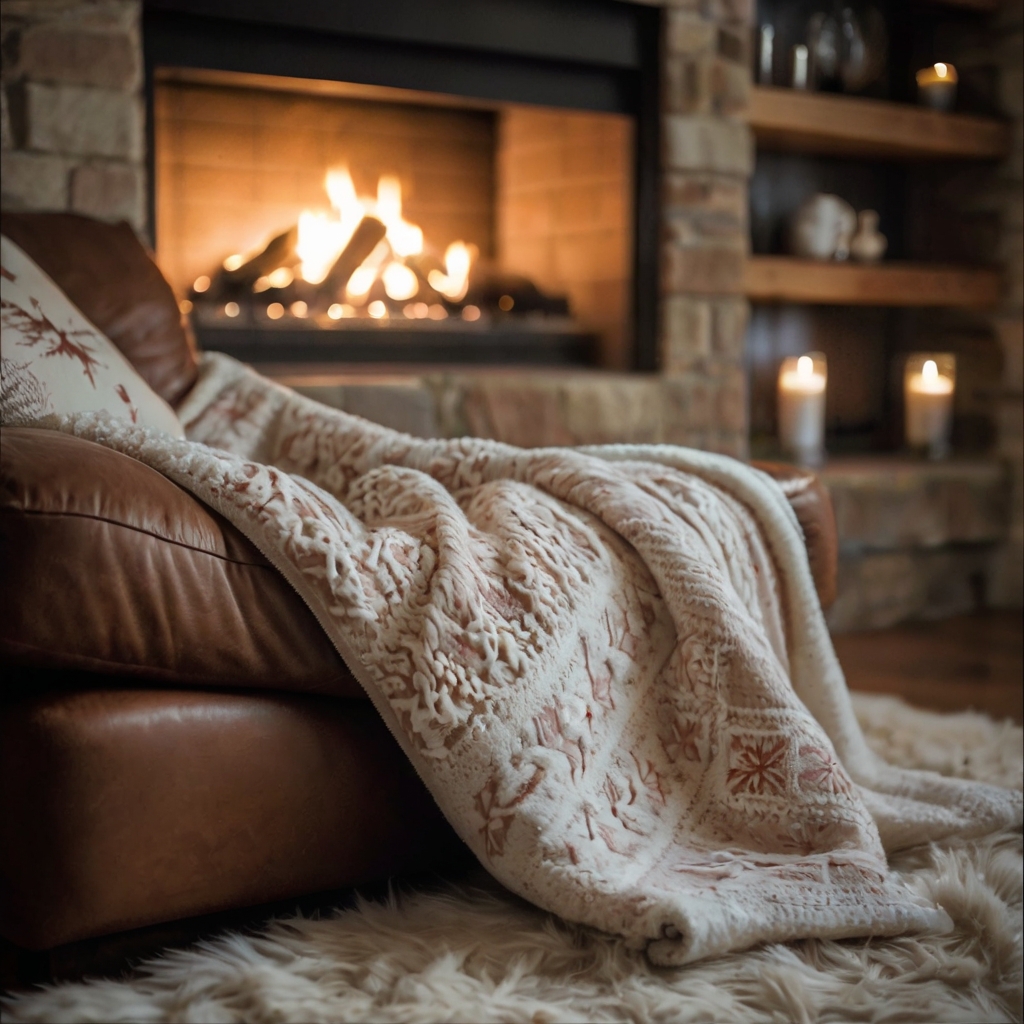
[752, 461, 838, 610]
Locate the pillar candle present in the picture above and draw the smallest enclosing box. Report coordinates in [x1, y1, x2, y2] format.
[778, 353, 827, 466]
[905, 354, 955, 459]
[791, 44, 809, 90]
[916, 63, 958, 111]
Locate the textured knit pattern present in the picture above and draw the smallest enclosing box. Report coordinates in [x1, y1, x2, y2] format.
[45, 353, 1023, 965]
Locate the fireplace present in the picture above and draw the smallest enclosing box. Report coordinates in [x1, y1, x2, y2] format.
[143, 1, 659, 370]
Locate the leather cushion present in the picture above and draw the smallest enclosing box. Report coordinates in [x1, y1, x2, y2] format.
[1, 212, 199, 407]
[0, 427, 362, 697]
[0, 689, 464, 949]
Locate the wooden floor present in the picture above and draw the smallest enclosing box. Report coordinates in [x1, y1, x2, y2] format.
[834, 610, 1023, 724]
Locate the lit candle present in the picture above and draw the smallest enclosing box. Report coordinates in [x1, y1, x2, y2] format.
[778, 352, 827, 466]
[916, 63, 958, 111]
[905, 354, 955, 459]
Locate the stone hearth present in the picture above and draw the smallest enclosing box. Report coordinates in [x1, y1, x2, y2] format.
[821, 459, 1011, 632]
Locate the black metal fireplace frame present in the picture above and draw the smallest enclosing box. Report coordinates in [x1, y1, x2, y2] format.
[142, 0, 660, 370]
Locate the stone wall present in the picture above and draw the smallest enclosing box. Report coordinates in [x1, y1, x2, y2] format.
[291, 368, 695, 449]
[0, 0, 145, 231]
[658, 0, 754, 455]
[987, 0, 1024, 608]
[929, 0, 1024, 608]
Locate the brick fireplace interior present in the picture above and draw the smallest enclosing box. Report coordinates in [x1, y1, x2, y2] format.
[153, 70, 635, 368]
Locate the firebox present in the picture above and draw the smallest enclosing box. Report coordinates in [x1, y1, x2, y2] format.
[143, 1, 659, 370]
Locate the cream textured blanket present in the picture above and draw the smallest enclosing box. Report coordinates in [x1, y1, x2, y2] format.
[53, 353, 1022, 965]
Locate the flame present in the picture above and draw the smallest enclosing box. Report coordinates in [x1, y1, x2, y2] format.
[374, 175, 423, 258]
[345, 264, 377, 301]
[296, 211, 344, 285]
[296, 167, 366, 285]
[428, 241, 473, 301]
[923, 359, 939, 382]
[797, 355, 814, 378]
[325, 167, 359, 214]
[382, 261, 419, 302]
[292, 168, 427, 299]
[343, 239, 389, 303]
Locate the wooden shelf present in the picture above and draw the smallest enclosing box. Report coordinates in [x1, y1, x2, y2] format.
[928, 0, 998, 10]
[744, 257, 1001, 307]
[749, 87, 1010, 160]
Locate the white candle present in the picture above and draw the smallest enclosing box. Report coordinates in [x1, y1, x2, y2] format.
[778, 353, 826, 466]
[905, 356, 954, 458]
[792, 44, 809, 90]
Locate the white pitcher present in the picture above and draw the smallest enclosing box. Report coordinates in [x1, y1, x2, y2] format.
[789, 194, 857, 261]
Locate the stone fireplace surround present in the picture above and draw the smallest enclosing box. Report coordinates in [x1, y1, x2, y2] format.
[2, 0, 1021, 623]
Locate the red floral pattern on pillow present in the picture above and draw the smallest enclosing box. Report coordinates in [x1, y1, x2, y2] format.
[1, 235, 182, 436]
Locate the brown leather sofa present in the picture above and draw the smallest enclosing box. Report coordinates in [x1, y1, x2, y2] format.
[0, 213, 838, 957]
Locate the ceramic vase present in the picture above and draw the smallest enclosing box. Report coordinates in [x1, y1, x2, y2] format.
[850, 209, 887, 262]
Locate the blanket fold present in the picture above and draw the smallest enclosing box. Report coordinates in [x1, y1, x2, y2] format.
[45, 353, 1022, 965]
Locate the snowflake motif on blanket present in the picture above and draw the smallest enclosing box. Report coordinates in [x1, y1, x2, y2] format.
[727, 735, 789, 797]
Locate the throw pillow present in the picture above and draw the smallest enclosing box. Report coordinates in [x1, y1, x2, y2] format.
[1, 235, 184, 437]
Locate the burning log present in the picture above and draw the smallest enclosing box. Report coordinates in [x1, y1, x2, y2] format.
[466, 270, 569, 317]
[224, 226, 299, 287]
[190, 226, 299, 303]
[314, 215, 387, 310]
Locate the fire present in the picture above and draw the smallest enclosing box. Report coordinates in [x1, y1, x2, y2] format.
[429, 242, 473, 302]
[206, 164, 480, 317]
[293, 166, 433, 300]
[190, 156, 570, 331]
[296, 167, 366, 285]
[382, 261, 419, 302]
[374, 175, 423, 258]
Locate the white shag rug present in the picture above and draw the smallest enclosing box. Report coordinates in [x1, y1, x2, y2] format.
[4, 693, 1022, 1024]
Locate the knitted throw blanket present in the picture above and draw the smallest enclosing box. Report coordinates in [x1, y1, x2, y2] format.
[56, 354, 1022, 964]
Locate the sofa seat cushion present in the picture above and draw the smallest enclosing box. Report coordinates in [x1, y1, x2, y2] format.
[0, 689, 463, 949]
[0, 213, 198, 408]
[1, 427, 361, 697]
